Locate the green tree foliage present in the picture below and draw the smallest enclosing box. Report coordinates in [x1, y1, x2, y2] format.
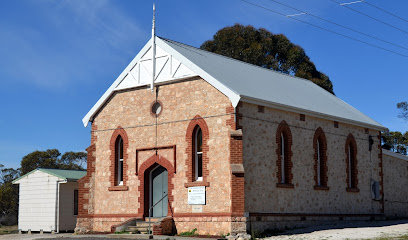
[0, 165, 19, 225]
[20, 149, 86, 175]
[397, 101, 408, 121]
[200, 24, 334, 94]
[382, 131, 408, 155]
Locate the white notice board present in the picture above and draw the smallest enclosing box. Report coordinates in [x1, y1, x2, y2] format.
[188, 186, 206, 205]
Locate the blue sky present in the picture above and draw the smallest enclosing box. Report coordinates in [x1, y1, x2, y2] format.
[1, 0, 407, 169]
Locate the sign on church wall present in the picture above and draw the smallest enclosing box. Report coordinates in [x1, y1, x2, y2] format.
[188, 186, 206, 205]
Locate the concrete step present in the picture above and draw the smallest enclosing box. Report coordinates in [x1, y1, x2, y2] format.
[147, 217, 163, 222]
[108, 233, 153, 239]
[135, 221, 150, 227]
[127, 225, 150, 234]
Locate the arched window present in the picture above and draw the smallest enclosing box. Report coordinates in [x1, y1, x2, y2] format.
[345, 134, 358, 190]
[280, 132, 289, 183]
[194, 126, 203, 181]
[108, 127, 128, 191]
[116, 136, 124, 185]
[313, 128, 328, 189]
[276, 121, 293, 187]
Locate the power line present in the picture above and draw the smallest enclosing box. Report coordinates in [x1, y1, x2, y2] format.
[92, 111, 380, 143]
[266, 0, 408, 51]
[241, 0, 408, 57]
[362, 0, 408, 24]
[330, 0, 408, 35]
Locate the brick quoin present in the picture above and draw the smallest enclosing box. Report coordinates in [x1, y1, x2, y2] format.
[78, 123, 97, 217]
[108, 126, 129, 190]
[137, 154, 175, 218]
[345, 133, 359, 191]
[227, 103, 245, 216]
[185, 115, 210, 185]
[276, 120, 294, 187]
[313, 127, 329, 189]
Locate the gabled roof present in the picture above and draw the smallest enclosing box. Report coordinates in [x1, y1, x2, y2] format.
[12, 168, 87, 184]
[383, 149, 408, 161]
[82, 36, 385, 130]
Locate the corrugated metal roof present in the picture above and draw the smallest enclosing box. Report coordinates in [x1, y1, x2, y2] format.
[159, 37, 384, 129]
[13, 168, 86, 184]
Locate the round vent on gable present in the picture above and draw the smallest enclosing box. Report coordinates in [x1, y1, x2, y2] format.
[151, 101, 162, 116]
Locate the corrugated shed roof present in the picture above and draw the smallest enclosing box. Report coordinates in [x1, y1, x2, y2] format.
[159, 37, 384, 130]
[13, 168, 86, 184]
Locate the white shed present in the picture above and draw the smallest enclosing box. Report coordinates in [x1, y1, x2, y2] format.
[12, 168, 86, 232]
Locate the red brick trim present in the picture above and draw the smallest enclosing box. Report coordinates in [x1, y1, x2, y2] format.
[109, 126, 129, 189]
[78, 214, 143, 219]
[136, 145, 176, 175]
[226, 102, 242, 130]
[276, 120, 293, 186]
[78, 123, 97, 217]
[185, 115, 210, 183]
[249, 212, 382, 217]
[137, 154, 174, 218]
[378, 131, 385, 213]
[276, 183, 294, 188]
[346, 187, 360, 193]
[314, 186, 329, 191]
[345, 133, 358, 190]
[313, 127, 329, 188]
[108, 186, 129, 191]
[184, 182, 210, 187]
[173, 213, 234, 218]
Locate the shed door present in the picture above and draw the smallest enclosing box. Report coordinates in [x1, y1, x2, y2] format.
[151, 166, 168, 217]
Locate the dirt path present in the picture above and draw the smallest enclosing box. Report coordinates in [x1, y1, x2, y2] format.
[264, 220, 408, 240]
[1, 220, 408, 240]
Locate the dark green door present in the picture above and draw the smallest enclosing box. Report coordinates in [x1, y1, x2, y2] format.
[151, 166, 168, 217]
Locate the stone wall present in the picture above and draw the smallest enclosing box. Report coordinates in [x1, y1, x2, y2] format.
[383, 150, 408, 218]
[77, 77, 235, 234]
[240, 102, 383, 230]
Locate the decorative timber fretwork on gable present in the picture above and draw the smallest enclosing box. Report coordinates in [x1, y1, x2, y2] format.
[115, 45, 196, 91]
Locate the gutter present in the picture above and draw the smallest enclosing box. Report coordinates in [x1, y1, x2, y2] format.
[240, 95, 387, 132]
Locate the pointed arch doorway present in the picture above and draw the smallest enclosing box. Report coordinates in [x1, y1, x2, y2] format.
[150, 165, 168, 217]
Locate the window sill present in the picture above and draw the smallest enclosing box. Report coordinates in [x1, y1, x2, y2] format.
[314, 185, 330, 191]
[346, 187, 359, 193]
[108, 186, 129, 191]
[276, 183, 294, 189]
[184, 181, 210, 188]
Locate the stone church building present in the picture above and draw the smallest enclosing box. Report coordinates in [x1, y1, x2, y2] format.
[76, 36, 402, 235]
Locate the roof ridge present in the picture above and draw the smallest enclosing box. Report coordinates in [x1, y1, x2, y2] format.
[158, 36, 317, 85]
[38, 167, 87, 171]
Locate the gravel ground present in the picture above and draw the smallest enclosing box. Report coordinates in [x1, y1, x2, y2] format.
[264, 220, 408, 240]
[1, 220, 408, 240]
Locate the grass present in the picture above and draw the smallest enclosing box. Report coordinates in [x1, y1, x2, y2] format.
[363, 234, 408, 240]
[0, 225, 17, 235]
[179, 228, 198, 236]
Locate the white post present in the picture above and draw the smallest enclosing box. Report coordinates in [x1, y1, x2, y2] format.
[151, 3, 156, 92]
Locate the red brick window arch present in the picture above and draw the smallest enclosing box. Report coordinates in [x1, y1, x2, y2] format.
[108, 127, 129, 191]
[185, 116, 210, 187]
[276, 120, 294, 188]
[345, 133, 358, 191]
[313, 128, 329, 190]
